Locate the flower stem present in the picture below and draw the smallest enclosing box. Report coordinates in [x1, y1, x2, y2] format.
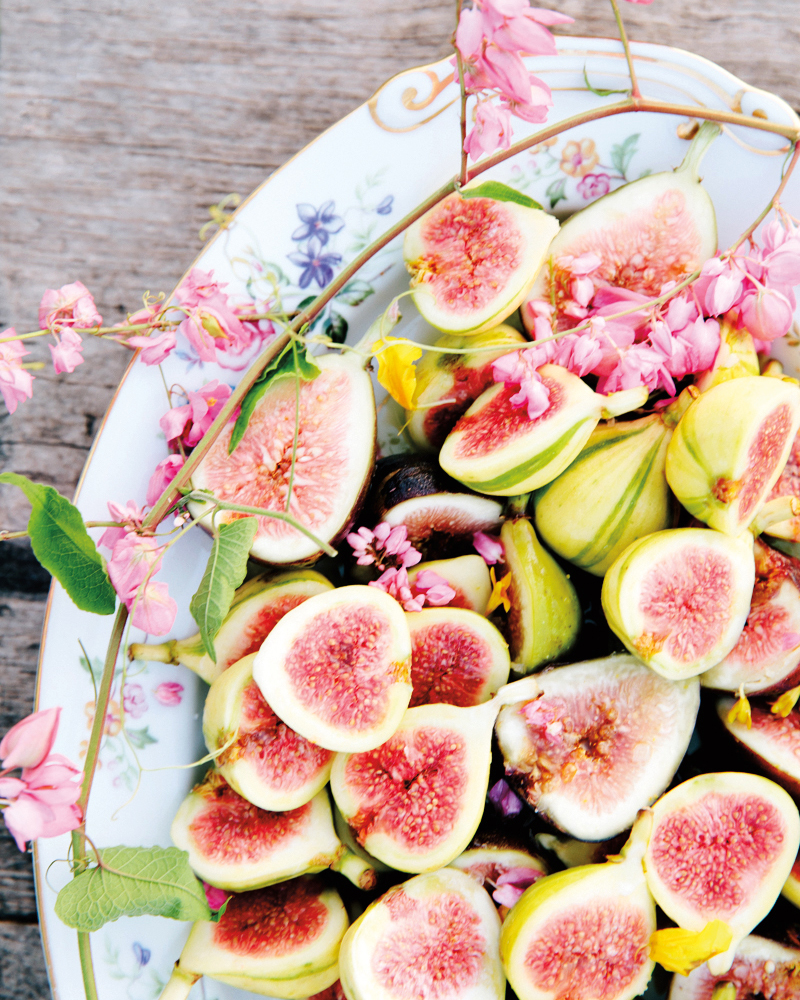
[454, 0, 468, 186]
[729, 141, 800, 253]
[608, 0, 641, 99]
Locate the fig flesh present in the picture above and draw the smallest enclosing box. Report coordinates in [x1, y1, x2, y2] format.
[130, 569, 333, 685]
[641, 771, 800, 975]
[701, 539, 800, 694]
[668, 934, 800, 1000]
[203, 653, 333, 812]
[253, 585, 413, 753]
[782, 848, 800, 908]
[693, 317, 760, 393]
[718, 695, 800, 799]
[495, 655, 700, 841]
[407, 554, 492, 615]
[522, 121, 719, 329]
[368, 455, 503, 558]
[406, 607, 510, 707]
[169, 876, 348, 998]
[338, 867, 505, 1000]
[763, 425, 800, 542]
[330, 697, 501, 873]
[534, 412, 674, 577]
[500, 517, 581, 673]
[404, 190, 559, 336]
[439, 363, 648, 497]
[500, 823, 656, 1000]
[170, 773, 373, 891]
[190, 352, 376, 564]
[602, 528, 756, 680]
[406, 325, 527, 452]
[665, 375, 800, 536]
[450, 842, 548, 890]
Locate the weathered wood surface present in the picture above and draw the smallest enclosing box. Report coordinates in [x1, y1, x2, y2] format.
[0, 0, 797, 994]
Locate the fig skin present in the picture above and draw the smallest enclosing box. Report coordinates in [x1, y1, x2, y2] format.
[717, 695, 800, 801]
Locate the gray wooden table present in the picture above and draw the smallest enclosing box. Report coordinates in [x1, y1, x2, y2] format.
[0, 0, 797, 994]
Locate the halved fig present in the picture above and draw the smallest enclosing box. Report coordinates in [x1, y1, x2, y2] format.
[500, 823, 656, 1000]
[501, 517, 581, 673]
[523, 121, 719, 328]
[164, 876, 348, 999]
[189, 352, 376, 564]
[404, 189, 559, 336]
[534, 412, 674, 577]
[641, 771, 800, 975]
[718, 694, 800, 798]
[367, 455, 503, 558]
[495, 655, 700, 841]
[763, 425, 800, 542]
[203, 653, 333, 812]
[602, 528, 756, 680]
[406, 607, 510, 707]
[449, 838, 547, 890]
[130, 569, 333, 685]
[668, 934, 800, 1000]
[534, 833, 622, 869]
[171, 773, 374, 891]
[407, 554, 492, 615]
[339, 868, 505, 1000]
[665, 375, 800, 536]
[406, 325, 527, 452]
[439, 364, 648, 497]
[253, 585, 412, 753]
[694, 317, 760, 392]
[701, 539, 800, 694]
[782, 848, 800, 908]
[331, 697, 501, 873]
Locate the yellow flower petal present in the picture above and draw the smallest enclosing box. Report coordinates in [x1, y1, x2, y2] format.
[727, 686, 752, 729]
[771, 684, 800, 718]
[649, 920, 733, 976]
[487, 567, 512, 614]
[374, 337, 422, 410]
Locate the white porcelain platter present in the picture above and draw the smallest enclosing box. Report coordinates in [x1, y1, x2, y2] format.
[33, 35, 800, 1000]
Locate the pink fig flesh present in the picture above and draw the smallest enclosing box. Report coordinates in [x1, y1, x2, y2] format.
[718, 696, 800, 800]
[766, 427, 800, 539]
[668, 934, 800, 999]
[702, 540, 800, 694]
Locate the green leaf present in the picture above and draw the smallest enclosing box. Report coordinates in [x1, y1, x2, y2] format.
[54, 845, 210, 932]
[190, 517, 259, 660]
[545, 177, 568, 210]
[582, 65, 631, 98]
[126, 726, 157, 749]
[336, 279, 374, 307]
[460, 181, 542, 210]
[611, 134, 640, 179]
[0, 473, 116, 615]
[324, 312, 349, 344]
[228, 343, 320, 453]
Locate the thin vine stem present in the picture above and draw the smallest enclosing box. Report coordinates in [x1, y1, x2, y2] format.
[608, 0, 641, 99]
[729, 142, 800, 253]
[284, 339, 302, 514]
[454, 0, 468, 186]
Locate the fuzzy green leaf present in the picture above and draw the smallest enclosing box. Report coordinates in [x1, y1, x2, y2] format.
[190, 517, 259, 660]
[54, 845, 210, 932]
[0, 472, 116, 614]
[228, 343, 320, 453]
[460, 181, 542, 210]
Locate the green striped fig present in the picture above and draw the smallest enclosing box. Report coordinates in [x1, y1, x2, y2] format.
[534, 413, 674, 576]
[439, 364, 648, 497]
[665, 375, 800, 536]
[500, 517, 581, 673]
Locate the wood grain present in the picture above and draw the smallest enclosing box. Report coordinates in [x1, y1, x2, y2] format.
[0, 0, 797, 995]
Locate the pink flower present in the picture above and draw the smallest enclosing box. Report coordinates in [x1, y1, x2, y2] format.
[38, 281, 102, 332]
[129, 580, 177, 636]
[577, 173, 612, 200]
[493, 350, 552, 420]
[174, 268, 250, 364]
[99, 500, 147, 551]
[412, 570, 456, 607]
[203, 882, 229, 911]
[741, 285, 795, 341]
[0, 708, 60, 771]
[488, 778, 523, 817]
[160, 380, 232, 449]
[464, 100, 514, 160]
[146, 454, 185, 508]
[370, 566, 425, 612]
[127, 327, 177, 366]
[107, 533, 164, 604]
[49, 329, 85, 374]
[154, 682, 183, 707]
[346, 522, 422, 572]
[122, 683, 147, 719]
[492, 867, 544, 908]
[0, 332, 34, 414]
[696, 257, 746, 317]
[473, 531, 504, 565]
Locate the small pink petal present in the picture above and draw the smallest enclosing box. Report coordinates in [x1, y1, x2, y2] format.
[473, 531, 504, 565]
[154, 682, 183, 706]
[0, 708, 61, 771]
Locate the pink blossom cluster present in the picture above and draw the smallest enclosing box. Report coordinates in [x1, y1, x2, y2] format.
[160, 380, 232, 451]
[0, 708, 82, 851]
[347, 522, 456, 612]
[100, 502, 177, 635]
[491, 866, 545, 908]
[0, 334, 34, 414]
[39, 281, 102, 374]
[454, 1, 573, 160]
